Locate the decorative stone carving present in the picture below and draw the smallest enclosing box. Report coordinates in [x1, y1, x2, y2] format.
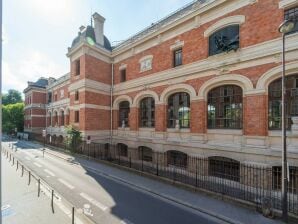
[291, 117, 298, 135]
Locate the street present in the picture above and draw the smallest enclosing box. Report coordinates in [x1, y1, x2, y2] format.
[2, 139, 226, 224]
[1, 150, 70, 224]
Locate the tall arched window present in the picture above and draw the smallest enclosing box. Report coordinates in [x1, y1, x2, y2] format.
[140, 97, 155, 128]
[207, 85, 242, 129]
[167, 92, 190, 128]
[60, 110, 65, 126]
[119, 101, 130, 127]
[269, 74, 298, 130]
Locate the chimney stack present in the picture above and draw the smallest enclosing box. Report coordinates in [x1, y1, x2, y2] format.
[92, 12, 105, 46]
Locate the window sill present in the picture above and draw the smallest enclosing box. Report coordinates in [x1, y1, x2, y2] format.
[118, 127, 130, 131]
[139, 128, 155, 131]
[268, 130, 292, 137]
[167, 128, 190, 133]
[207, 129, 243, 135]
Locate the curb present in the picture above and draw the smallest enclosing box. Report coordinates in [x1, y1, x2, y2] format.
[43, 148, 243, 224]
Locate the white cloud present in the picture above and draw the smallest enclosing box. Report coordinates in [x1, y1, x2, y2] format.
[2, 50, 67, 93]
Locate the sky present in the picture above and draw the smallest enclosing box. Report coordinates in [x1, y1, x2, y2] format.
[2, 0, 193, 94]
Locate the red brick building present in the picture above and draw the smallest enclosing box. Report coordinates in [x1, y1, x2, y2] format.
[24, 0, 298, 169]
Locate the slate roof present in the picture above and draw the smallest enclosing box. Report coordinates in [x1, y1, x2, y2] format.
[29, 78, 48, 88]
[71, 25, 112, 51]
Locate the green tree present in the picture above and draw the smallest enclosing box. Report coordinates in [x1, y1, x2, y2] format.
[2, 89, 23, 105]
[2, 102, 24, 133]
[65, 125, 82, 152]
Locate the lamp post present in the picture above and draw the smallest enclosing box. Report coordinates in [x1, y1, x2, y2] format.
[278, 19, 295, 222]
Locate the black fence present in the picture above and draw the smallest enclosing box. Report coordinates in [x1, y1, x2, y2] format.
[41, 138, 298, 216]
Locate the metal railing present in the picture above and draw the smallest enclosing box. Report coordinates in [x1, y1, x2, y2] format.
[37, 138, 298, 216]
[2, 145, 94, 224]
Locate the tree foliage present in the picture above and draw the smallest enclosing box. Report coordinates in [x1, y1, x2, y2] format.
[65, 125, 82, 152]
[2, 102, 24, 133]
[2, 89, 23, 105]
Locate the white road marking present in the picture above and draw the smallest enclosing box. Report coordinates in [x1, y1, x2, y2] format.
[121, 219, 134, 224]
[44, 169, 55, 177]
[33, 162, 42, 168]
[25, 156, 31, 161]
[79, 192, 108, 211]
[58, 178, 75, 190]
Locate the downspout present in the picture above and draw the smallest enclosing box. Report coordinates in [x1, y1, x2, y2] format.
[110, 61, 114, 146]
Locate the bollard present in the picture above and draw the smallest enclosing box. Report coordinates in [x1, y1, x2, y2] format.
[21, 165, 24, 177]
[28, 171, 31, 185]
[38, 179, 41, 197]
[12, 157, 15, 166]
[9, 154, 11, 162]
[72, 207, 75, 224]
[16, 161, 19, 170]
[51, 190, 55, 213]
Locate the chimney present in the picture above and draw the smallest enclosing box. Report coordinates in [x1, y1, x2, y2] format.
[92, 12, 105, 46]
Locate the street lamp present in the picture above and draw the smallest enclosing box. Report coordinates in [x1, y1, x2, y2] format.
[278, 19, 295, 222]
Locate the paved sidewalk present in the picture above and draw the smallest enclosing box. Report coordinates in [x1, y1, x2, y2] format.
[23, 140, 285, 224]
[1, 154, 70, 224]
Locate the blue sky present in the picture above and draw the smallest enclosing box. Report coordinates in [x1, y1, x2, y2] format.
[2, 0, 192, 94]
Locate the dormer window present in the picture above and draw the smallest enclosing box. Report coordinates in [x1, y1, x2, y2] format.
[209, 25, 239, 56]
[285, 7, 298, 34]
[139, 55, 153, 72]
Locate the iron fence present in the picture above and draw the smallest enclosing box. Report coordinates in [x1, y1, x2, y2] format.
[39, 138, 298, 216]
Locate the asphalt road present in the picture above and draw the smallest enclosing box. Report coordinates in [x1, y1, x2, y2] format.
[2, 139, 227, 224]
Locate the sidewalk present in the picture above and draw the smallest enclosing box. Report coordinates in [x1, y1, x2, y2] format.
[21, 140, 287, 224]
[1, 154, 70, 224]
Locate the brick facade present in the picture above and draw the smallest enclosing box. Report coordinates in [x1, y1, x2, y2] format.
[24, 0, 298, 167]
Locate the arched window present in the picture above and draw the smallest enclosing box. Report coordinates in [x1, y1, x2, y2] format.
[209, 25, 239, 56]
[208, 157, 240, 182]
[140, 97, 155, 128]
[167, 150, 187, 168]
[117, 143, 128, 157]
[61, 110, 65, 126]
[207, 85, 242, 129]
[268, 75, 298, 130]
[138, 146, 153, 162]
[167, 92, 190, 128]
[119, 101, 130, 127]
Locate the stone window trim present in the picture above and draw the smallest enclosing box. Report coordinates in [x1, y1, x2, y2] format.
[204, 15, 245, 38]
[170, 40, 184, 51]
[119, 64, 127, 70]
[279, 0, 298, 9]
[139, 55, 153, 73]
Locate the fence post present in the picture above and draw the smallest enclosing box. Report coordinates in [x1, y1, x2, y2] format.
[28, 171, 31, 185]
[129, 155, 132, 168]
[196, 160, 198, 187]
[156, 153, 159, 176]
[12, 157, 15, 166]
[21, 165, 24, 177]
[141, 149, 144, 172]
[51, 190, 55, 213]
[16, 161, 19, 170]
[72, 207, 75, 224]
[38, 179, 41, 197]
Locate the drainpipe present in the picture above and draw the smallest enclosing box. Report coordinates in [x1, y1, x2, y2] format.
[110, 61, 114, 146]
